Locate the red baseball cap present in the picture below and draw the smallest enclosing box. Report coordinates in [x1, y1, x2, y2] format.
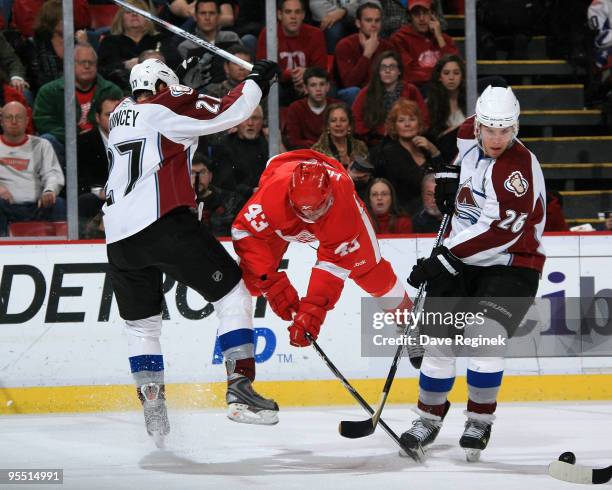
[409, 0, 432, 11]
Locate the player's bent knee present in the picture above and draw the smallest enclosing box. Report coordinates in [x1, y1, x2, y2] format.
[125, 313, 162, 338]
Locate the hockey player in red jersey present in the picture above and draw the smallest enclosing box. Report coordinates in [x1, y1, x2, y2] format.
[103, 57, 280, 448]
[399, 86, 546, 461]
[231, 149, 414, 350]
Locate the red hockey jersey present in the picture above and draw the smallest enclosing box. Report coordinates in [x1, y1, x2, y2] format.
[232, 149, 386, 307]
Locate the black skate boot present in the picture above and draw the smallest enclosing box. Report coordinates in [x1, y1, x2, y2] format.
[399, 401, 450, 457]
[226, 359, 279, 425]
[137, 382, 170, 448]
[459, 411, 494, 462]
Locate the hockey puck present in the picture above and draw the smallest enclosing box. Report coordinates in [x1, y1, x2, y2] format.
[558, 451, 576, 465]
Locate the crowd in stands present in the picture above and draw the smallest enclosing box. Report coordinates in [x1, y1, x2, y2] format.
[0, 0, 608, 239]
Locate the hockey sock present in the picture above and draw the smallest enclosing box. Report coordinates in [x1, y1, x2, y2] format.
[466, 359, 504, 414]
[125, 314, 164, 386]
[226, 357, 255, 382]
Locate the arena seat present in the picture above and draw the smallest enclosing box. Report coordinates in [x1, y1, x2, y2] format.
[8, 221, 67, 237]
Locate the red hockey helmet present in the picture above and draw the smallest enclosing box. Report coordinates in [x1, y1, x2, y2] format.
[289, 160, 333, 222]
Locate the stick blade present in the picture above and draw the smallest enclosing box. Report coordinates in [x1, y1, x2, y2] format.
[548, 461, 596, 484]
[338, 419, 375, 439]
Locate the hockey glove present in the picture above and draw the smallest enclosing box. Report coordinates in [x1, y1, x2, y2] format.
[255, 271, 300, 321]
[434, 164, 460, 215]
[407, 246, 463, 289]
[245, 59, 280, 98]
[175, 53, 213, 88]
[288, 296, 328, 347]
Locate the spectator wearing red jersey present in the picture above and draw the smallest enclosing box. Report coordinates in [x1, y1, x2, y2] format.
[335, 2, 391, 103]
[285, 67, 338, 149]
[256, 0, 327, 106]
[366, 177, 413, 234]
[390, 0, 459, 90]
[352, 50, 428, 146]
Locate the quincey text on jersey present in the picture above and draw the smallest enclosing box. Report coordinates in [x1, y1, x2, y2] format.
[108, 109, 140, 131]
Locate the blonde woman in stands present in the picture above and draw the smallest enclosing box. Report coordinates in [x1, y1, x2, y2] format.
[311, 102, 368, 168]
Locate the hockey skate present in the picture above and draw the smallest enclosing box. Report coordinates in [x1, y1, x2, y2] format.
[459, 412, 494, 462]
[137, 382, 170, 449]
[399, 401, 450, 458]
[226, 375, 279, 425]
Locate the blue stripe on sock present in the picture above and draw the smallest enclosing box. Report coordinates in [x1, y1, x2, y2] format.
[129, 354, 164, 373]
[467, 369, 504, 389]
[218, 328, 254, 351]
[419, 372, 455, 393]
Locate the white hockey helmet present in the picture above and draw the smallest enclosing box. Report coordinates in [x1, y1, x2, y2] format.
[129, 58, 179, 95]
[475, 85, 520, 137]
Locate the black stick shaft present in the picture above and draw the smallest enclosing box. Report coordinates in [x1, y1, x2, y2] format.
[308, 337, 415, 456]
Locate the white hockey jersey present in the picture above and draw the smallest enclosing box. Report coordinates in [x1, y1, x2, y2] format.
[444, 116, 546, 273]
[102, 80, 261, 243]
[588, 0, 612, 66]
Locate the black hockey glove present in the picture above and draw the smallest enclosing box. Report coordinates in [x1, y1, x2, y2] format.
[434, 164, 460, 215]
[407, 246, 463, 289]
[245, 59, 280, 98]
[175, 53, 213, 88]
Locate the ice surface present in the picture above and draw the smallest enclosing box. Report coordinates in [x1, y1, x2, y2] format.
[1, 401, 610, 489]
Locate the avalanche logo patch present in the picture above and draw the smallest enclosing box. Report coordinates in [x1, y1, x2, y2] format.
[504, 171, 529, 197]
[169, 84, 194, 97]
[455, 178, 481, 224]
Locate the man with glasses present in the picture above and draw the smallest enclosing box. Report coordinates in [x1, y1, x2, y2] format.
[0, 101, 65, 236]
[33, 43, 123, 166]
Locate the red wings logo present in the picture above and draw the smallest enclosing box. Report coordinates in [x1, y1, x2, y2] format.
[504, 171, 529, 197]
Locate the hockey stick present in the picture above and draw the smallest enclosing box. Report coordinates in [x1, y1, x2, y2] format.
[111, 0, 254, 70]
[339, 214, 451, 440]
[549, 460, 612, 484]
[306, 334, 423, 462]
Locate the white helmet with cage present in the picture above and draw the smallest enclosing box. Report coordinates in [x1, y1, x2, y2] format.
[129, 58, 179, 95]
[475, 85, 520, 139]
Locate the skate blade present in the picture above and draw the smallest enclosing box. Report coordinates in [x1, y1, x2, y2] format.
[150, 431, 166, 449]
[227, 403, 279, 425]
[398, 445, 425, 461]
[464, 448, 481, 462]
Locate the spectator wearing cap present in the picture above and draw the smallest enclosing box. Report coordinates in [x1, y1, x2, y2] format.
[335, 2, 391, 98]
[347, 155, 375, 202]
[369, 98, 442, 214]
[311, 102, 368, 168]
[390, 0, 459, 90]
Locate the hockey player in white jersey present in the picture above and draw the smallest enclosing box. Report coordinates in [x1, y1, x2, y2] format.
[400, 86, 546, 461]
[102, 57, 279, 447]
